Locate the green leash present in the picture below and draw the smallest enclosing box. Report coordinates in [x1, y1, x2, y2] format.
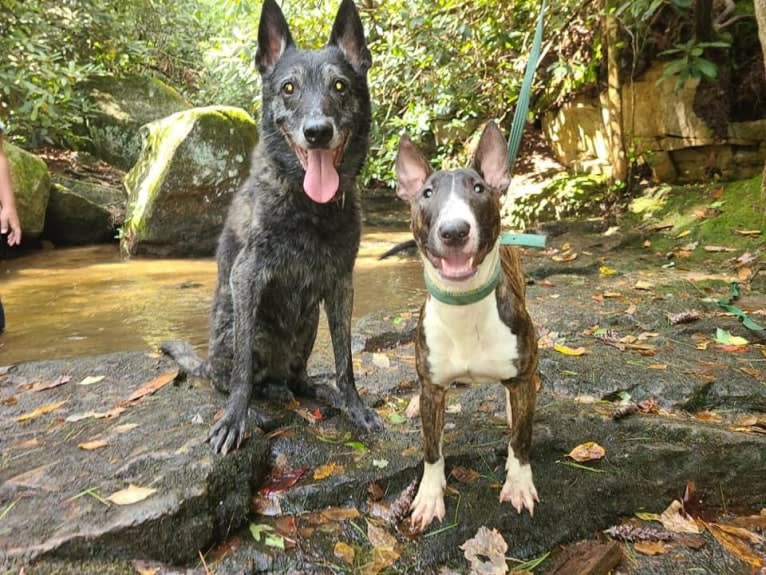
[502, 0, 547, 250]
[716, 282, 764, 332]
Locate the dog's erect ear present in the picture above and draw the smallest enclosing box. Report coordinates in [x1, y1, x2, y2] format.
[329, 0, 372, 74]
[395, 135, 431, 201]
[473, 121, 511, 193]
[256, 0, 295, 75]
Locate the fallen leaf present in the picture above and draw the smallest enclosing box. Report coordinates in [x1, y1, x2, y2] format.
[733, 229, 761, 237]
[625, 304, 637, 315]
[635, 512, 662, 522]
[318, 506, 360, 523]
[634, 280, 654, 291]
[16, 400, 68, 422]
[131, 561, 160, 575]
[659, 500, 701, 534]
[367, 520, 398, 550]
[451, 466, 480, 484]
[706, 522, 764, 568]
[107, 484, 156, 505]
[567, 441, 606, 463]
[372, 459, 389, 469]
[704, 245, 736, 253]
[634, 540, 671, 555]
[648, 364, 668, 370]
[446, 402, 462, 414]
[603, 291, 622, 298]
[693, 411, 722, 422]
[361, 547, 400, 575]
[30, 375, 71, 392]
[737, 267, 753, 282]
[122, 369, 179, 405]
[552, 252, 578, 262]
[460, 526, 508, 575]
[599, 266, 618, 276]
[368, 482, 384, 501]
[78, 375, 105, 386]
[388, 412, 407, 425]
[714, 328, 748, 347]
[78, 439, 108, 451]
[676, 230, 691, 238]
[259, 467, 308, 496]
[112, 423, 139, 434]
[2, 396, 17, 406]
[313, 462, 343, 481]
[334, 541, 355, 565]
[554, 343, 589, 357]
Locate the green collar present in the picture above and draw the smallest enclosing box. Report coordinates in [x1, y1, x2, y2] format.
[424, 257, 501, 306]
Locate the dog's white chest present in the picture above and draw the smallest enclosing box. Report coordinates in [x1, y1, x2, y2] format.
[422, 293, 519, 386]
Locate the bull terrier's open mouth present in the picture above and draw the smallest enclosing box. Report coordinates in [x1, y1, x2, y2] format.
[286, 133, 349, 204]
[425, 249, 477, 281]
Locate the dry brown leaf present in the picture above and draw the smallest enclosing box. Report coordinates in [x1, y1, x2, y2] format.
[737, 267, 753, 282]
[361, 547, 400, 575]
[371, 353, 391, 369]
[460, 526, 508, 575]
[334, 541, 355, 565]
[78, 439, 108, 451]
[16, 400, 68, 422]
[706, 522, 764, 568]
[65, 406, 126, 422]
[451, 466, 480, 484]
[567, 441, 606, 463]
[693, 411, 722, 422]
[733, 229, 762, 237]
[633, 540, 671, 555]
[107, 484, 157, 505]
[634, 280, 654, 291]
[122, 369, 179, 405]
[703, 245, 736, 253]
[307, 506, 360, 524]
[648, 364, 668, 370]
[709, 523, 763, 544]
[367, 520, 398, 550]
[313, 462, 343, 481]
[552, 252, 578, 262]
[659, 500, 701, 534]
[77, 375, 105, 386]
[30, 375, 71, 392]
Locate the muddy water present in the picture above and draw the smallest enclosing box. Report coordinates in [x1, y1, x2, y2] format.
[0, 229, 424, 365]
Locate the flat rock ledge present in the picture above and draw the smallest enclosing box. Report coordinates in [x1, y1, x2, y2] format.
[1, 343, 764, 574]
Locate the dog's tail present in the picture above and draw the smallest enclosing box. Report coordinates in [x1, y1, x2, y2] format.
[160, 340, 209, 378]
[378, 239, 416, 260]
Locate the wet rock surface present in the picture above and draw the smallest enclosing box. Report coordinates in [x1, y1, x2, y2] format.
[2, 227, 765, 574]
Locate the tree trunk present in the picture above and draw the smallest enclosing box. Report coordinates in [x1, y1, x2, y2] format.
[754, 0, 766, 215]
[695, 0, 714, 42]
[603, 0, 628, 183]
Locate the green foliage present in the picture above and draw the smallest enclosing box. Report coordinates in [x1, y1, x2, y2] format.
[659, 39, 730, 89]
[505, 172, 612, 228]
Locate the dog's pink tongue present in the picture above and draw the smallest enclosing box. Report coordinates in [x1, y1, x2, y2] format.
[304, 149, 339, 203]
[440, 254, 474, 279]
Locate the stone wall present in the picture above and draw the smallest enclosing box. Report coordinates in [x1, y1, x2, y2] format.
[542, 64, 766, 182]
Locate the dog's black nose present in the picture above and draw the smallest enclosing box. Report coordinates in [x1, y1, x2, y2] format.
[438, 220, 471, 246]
[303, 120, 334, 147]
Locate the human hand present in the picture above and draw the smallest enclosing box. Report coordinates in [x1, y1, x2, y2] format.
[0, 204, 21, 246]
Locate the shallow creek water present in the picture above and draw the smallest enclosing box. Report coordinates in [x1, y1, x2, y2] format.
[0, 228, 424, 365]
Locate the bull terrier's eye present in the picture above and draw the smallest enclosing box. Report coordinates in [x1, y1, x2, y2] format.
[473, 183, 484, 194]
[282, 81, 295, 95]
[334, 80, 346, 93]
[422, 188, 433, 199]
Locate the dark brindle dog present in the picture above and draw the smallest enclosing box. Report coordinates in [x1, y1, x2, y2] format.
[162, 0, 383, 454]
[394, 122, 540, 530]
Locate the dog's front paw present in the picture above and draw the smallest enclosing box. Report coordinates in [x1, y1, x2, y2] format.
[499, 463, 539, 515]
[348, 402, 384, 433]
[207, 406, 249, 454]
[410, 459, 447, 531]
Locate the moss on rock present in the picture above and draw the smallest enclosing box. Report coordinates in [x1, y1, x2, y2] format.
[122, 106, 258, 257]
[3, 142, 50, 238]
[84, 76, 191, 171]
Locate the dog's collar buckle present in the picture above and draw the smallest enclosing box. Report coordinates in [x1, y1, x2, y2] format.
[424, 258, 501, 306]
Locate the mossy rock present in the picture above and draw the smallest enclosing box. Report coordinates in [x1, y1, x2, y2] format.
[122, 106, 258, 257]
[3, 142, 50, 239]
[84, 76, 191, 171]
[44, 176, 127, 245]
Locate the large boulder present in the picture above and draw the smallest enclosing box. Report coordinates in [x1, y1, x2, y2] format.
[84, 76, 191, 171]
[122, 106, 258, 257]
[44, 176, 126, 245]
[3, 142, 50, 239]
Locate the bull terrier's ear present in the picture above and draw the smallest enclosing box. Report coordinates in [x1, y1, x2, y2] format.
[395, 135, 432, 201]
[329, 0, 372, 74]
[256, 0, 295, 75]
[473, 121, 511, 193]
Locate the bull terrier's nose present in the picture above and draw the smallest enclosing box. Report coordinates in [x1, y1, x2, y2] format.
[439, 220, 470, 246]
[304, 120, 334, 147]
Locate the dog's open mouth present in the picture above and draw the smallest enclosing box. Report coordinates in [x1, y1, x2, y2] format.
[426, 250, 477, 281]
[289, 137, 347, 204]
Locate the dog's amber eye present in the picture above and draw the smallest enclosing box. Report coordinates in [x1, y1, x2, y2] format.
[473, 183, 484, 194]
[334, 80, 346, 93]
[422, 188, 433, 199]
[282, 82, 295, 95]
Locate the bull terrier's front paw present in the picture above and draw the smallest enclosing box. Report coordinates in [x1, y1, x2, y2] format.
[410, 458, 447, 531]
[499, 463, 539, 515]
[207, 406, 248, 455]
